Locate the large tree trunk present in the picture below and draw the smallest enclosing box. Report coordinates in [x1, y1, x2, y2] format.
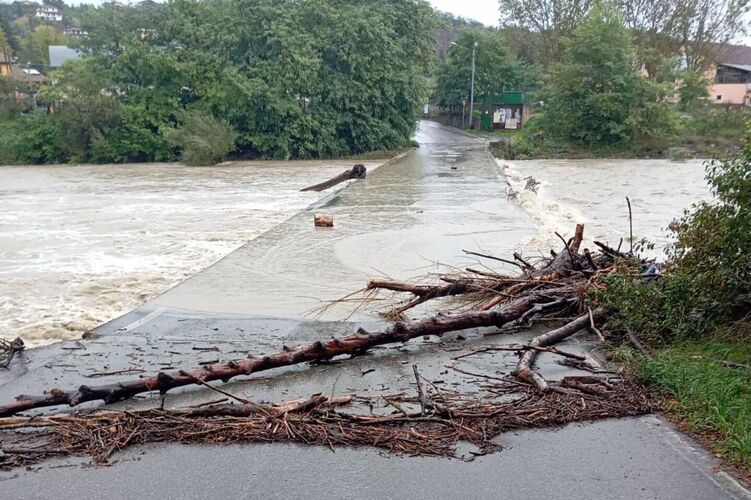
[0, 293, 546, 418]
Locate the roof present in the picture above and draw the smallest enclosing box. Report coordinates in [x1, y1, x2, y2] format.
[12, 67, 45, 83]
[719, 62, 751, 73]
[719, 44, 751, 66]
[48, 45, 81, 68]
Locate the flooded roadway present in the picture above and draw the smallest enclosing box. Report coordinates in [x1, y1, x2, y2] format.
[0, 121, 711, 347]
[0, 121, 743, 500]
[0, 159, 386, 346]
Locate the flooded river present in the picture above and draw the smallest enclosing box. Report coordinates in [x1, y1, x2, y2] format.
[0, 138, 714, 347]
[0, 160, 382, 346]
[502, 158, 712, 255]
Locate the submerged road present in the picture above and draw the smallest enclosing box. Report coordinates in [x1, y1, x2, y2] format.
[1, 121, 748, 499]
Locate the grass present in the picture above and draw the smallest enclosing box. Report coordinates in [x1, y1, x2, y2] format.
[637, 341, 751, 471]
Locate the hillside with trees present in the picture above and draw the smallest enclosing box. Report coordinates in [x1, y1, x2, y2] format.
[0, 0, 438, 165]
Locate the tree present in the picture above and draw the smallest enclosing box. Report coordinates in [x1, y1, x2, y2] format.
[18, 25, 68, 67]
[676, 69, 710, 111]
[675, 0, 751, 71]
[434, 29, 536, 107]
[1, 0, 440, 164]
[537, 3, 646, 146]
[500, 0, 751, 72]
[0, 26, 11, 68]
[498, 0, 593, 65]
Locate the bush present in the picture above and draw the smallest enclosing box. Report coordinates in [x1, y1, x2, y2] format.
[0, 113, 67, 165]
[165, 111, 238, 166]
[595, 131, 751, 345]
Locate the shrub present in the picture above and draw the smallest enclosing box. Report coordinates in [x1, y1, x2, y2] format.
[0, 113, 67, 165]
[165, 111, 238, 166]
[595, 131, 751, 345]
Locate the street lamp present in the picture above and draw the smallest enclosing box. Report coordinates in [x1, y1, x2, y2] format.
[469, 41, 478, 129]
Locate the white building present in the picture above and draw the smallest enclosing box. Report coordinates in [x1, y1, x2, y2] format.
[35, 5, 62, 23]
[63, 28, 88, 38]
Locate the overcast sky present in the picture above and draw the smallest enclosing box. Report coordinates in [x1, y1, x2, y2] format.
[9, 0, 751, 45]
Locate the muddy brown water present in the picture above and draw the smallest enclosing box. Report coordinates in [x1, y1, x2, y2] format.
[0, 122, 710, 347]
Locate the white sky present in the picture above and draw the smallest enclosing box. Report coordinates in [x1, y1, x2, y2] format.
[428, 0, 499, 26]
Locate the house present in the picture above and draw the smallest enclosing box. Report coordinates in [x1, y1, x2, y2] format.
[0, 51, 12, 76]
[48, 45, 81, 68]
[708, 44, 751, 106]
[35, 5, 62, 23]
[63, 28, 88, 38]
[710, 63, 751, 105]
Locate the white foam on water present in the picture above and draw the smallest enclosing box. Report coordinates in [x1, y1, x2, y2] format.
[497, 158, 712, 256]
[0, 160, 381, 347]
[500, 160, 587, 247]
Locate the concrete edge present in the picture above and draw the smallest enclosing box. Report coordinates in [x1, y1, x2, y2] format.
[305, 148, 413, 211]
[85, 149, 413, 342]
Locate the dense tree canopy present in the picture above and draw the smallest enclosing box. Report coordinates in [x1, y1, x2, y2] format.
[0, 0, 439, 165]
[536, 4, 653, 146]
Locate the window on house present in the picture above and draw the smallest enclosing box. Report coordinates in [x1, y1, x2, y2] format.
[717, 95, 723, 101]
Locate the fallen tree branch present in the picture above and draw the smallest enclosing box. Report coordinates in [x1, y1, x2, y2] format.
[514, 312, 601, 392]
[300, 164, 366, 192]
[0, 295, 547, 417]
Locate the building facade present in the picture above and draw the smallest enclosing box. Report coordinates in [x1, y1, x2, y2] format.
[35, 5, 62, 22]
[709, 63, 751, 105]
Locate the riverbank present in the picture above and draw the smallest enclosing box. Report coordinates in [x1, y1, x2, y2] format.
[454, 104, 751, 161]
[489, 133, 742, 161]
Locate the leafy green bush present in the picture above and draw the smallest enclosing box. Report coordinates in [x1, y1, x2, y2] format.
[595, 131, 751, 344]
[0, 113, 67, 165]
[165, 111, 238, 166]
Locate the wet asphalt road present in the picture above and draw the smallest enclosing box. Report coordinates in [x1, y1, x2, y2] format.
[0, 121, 748, 499]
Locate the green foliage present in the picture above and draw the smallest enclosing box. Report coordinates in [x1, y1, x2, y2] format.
[536, 4, 650, 146]
[0, 112, 66, 164]
[17, 25, 69, 67]
[434, 29, 539, 107]
[0, 25, 10, 59]
[165, 110, 238, 166]
[677, 70, 710, 111]
[639, 341, 751, 468]
[0, 0, 439, 164]
[666, 147, 751, 328]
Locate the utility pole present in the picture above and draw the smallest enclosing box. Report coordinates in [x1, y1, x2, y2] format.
[469, 41, 478, 129]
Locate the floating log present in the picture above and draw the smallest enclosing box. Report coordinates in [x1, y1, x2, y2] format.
[301, 164, 366, 192]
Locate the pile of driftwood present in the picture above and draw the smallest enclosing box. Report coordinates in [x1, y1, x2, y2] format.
[0, 379, 650, 469]
[0, 224, 654, 469]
